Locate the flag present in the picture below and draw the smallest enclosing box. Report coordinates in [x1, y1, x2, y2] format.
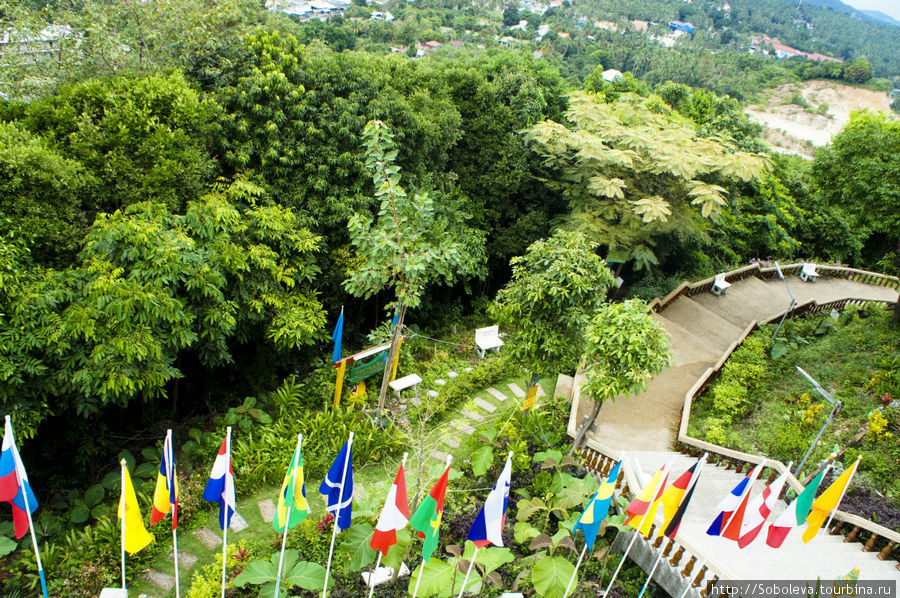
[119, 463, 155, 554]
[802, 458, 860, 544]
[573, 460, 621, 550]
[320, 439, 353, 531]
[737, 468, 790, 549]
[370, 461, 410, 555]
[707, 462, 763, 537]
[409, 463, 450, 562]
[150, 432, 179, 529]
[391, 301, 401, 329]
[202, 436, 236, 530]
[274, 440, 309, 534]
[468, 454, 513, 548]
[767, 466, 829, 548]
[625, 465, 668, 536]
[658, 458, 703, 539]
[0, 416, 38, 539]
[331, 308, 344, 364]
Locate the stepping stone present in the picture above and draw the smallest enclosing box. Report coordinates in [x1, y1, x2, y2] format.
[430, 449, 447, 462]
[448, 371, 458, 378]
[536, 385, 546, 397]
[138, 594, 158, 598]
[168, 548, 198, 570]
[464, 367, 473, 372]
[427, 390, 439, 397]
[451, 421, 475, 435]
[410, 395, 422, 406]
[507, 383, 525, 398]
[461, 409, 485, 422]
[435, 378, 446, 386]
[194, 527, 222, 549]
[230, 511, 249, 532]
[143, 570, 175, 592]
[474, 397, 497, 413]
[444, 436, 460, 448]
[487, 387, 508, 402]
[258, 498, 276, 523]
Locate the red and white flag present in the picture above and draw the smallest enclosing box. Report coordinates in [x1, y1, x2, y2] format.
[737, 466, 791, 549]
[370, 461, 410, 556]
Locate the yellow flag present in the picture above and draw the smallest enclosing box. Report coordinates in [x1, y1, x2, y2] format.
[802, 457, 860, 544]
[119, 464, 155, 554]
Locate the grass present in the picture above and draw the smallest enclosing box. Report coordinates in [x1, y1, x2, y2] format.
[129, 373, 557, 597]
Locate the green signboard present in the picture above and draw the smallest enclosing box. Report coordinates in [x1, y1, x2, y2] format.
[347, 351, 388, 385]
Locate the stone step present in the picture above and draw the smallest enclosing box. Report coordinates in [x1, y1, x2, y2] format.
[653, 313, 720, 365]
[474, 397, 497, 413]
[487, 387, 509, 402]
[258, 498, 276, 523]
[168, 548, 199, 570]
[193, 527, 222, 549]
[461, 409, 485, 422]
[451, 420, 475, 435]
[443, 436, 460, 448]
[658, 297, 745, 354]
[507, 383, 525, 398]
[430, 449, 447, 462]
[143, 570, 175, 592]
[230, 511, 249, 532]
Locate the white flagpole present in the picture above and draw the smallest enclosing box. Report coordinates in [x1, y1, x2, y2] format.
[166, 429, 181, 598]
[636, 539, 670, 598]
[323, 432, 354, 598]
[367, 452, 408, 598]
[275, 433, 303, 598]
[821, 456, 861, 537]
[676, 558, 707, 598]
[602, 456, 673, 597]
[413, 455, 452, 598]
[716, 459, 766, 544]
[456, 544, 480, 598]
[120, 459, 127, 591]
[219, 426, 232, 598]
[562, 543, 588, 598]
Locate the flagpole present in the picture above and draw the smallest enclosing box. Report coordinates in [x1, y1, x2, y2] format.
[323, 432, 354, 598]
[676, 558, 706, 598]
[120, 459, 127, 591]
[413, 455, 452, 598]
[602, 456, 673, 597]
[275, 433, 303, 598]
[167, 430, 181, 598]
[367, 452, 408, 598]
[636, 539, 670, 598]
[456, 544, 480, 598]
[562, 543, 588, 598]
[220, 426, 232, 598]
[821, 456, 861, 537]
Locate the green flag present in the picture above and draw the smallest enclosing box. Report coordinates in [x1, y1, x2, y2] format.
[274, 439, 309, 533]
[409, 463, 450, 561]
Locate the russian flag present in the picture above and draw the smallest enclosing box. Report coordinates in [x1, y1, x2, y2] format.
[1, 416, 38, 539]
[202, 433, 236, 530]
[467, 453, 513, 548]
[707, 462, 763, 537]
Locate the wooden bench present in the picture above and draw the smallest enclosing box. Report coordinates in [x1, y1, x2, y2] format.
[475, 325, 504, 358]
[389, 373, 422, 400]
[711, 273, 731, 296]
[800, 263, 819, 282]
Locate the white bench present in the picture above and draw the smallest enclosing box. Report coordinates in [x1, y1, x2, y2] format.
[800, 263, 819, 282]
[475, 325, 504, 358]
[711, 273, 731, 296]
[389, 373, 422, 400]
[99, 590, 128, 598]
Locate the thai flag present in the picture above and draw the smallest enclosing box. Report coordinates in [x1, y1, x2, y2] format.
[706, 462, 763, 537]
[467, 453, 512, 548]
[0, 416, 38, 539]
[320, 438, 354, 531]
[202, 434, 236, 530]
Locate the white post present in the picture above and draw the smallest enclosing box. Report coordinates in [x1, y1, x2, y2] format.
[636, 540, 668, 598]
[412, 562, 425, 598]
[166, 429, 181, 598]
[367, 452, 407, 598]
[275, 433, 303, 598]
[562, 543, 588, 598]
[602, 457, 672, 597]
[120, 459, 127, 591]
[676, 559, 706, 598]
[220, 426, 232, 598]
[822, 456, 861, 536]
[456, 544, 480, 598]
[323, 432, 354, 598]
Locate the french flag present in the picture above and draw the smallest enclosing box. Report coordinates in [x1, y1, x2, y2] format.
[467, 453, 512, 548]
[202, 433, 236, 530]
[707, 462, 763, 537]
[0, 416, 38, 539]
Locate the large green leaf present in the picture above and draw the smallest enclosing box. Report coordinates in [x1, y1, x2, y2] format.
[531, 555, 576, 598]
[408, 559, 455, 597]
[0, 535, 17, 557]
[514, 521, 541, 544]
[471, 446, 494, 477]
[339, 522, 377, 571]
[478, 547, 515, 575]
[284, 560, 327, 591]
[233, 558, 277, 587]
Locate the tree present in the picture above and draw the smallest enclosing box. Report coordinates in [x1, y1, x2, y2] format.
[843, 58, 872, 84]
[502, 4, 520, 27]
[344, 121, 485, 415]
[489, 231, 614, 379]
[526, 92, 769, 271]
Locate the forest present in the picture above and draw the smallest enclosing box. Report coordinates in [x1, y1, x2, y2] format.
[0, 0, 898, 594]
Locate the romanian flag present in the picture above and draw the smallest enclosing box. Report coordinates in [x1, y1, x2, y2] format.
[707, 462, 763, 537]
[119, 463, 155, 554]
[409, 462, 450, 562]
[766, 465, 830, 548]
[802, 457, 860, 544]
[658, 457, 704, 539]
[625, 464, 669, 537]
[574, 460, 621, 550]
[0, 416, 38, 539]
[371, 460, 410, 555]
[274, 436, 309, 534]
[150, 430, 178, 529]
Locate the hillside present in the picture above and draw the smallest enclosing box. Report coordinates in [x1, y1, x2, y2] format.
[745, 79, 893, 156]
[796, 0, 900, 28]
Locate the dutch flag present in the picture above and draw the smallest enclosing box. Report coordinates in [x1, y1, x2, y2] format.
[202, 432, 236, 530]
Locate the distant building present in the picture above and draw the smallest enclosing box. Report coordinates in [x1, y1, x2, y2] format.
[510, 19, 529, 31]
[0, 25, 75, 56]
[631, 20, 650, 33]
[601, 68, 622, 82]
[371, 11, 394, 20]
[668, 21, 695, 34]
[755, 35, 842, 63]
